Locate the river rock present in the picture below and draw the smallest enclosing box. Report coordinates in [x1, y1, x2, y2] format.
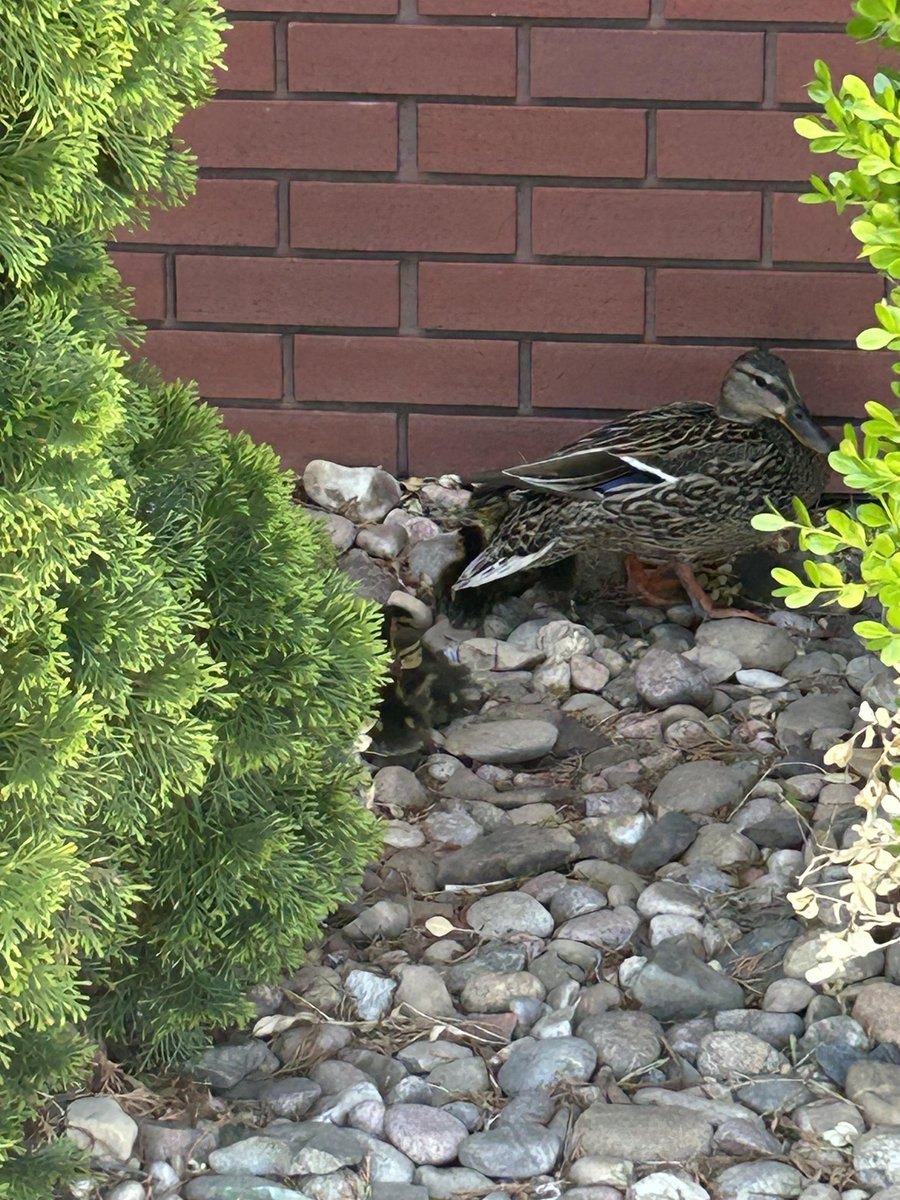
[65, 1097, 138, 1165]
[413, 1166, 494, 1198]
[460, 971, 545, 1013]
[714, 1161, 804, 1199]
[776, 694, 853, 740]
[373, 766, 429, 812]
[630, 936, 745, 1021]
[856, 1128, 900, 1187]
[496, 1036, 597, 1096]
[444, 718, 558, 764]
[695, 619, 797, 672]
[357, 523, 407, 560]
[259, 1078, 322, 1120]
[651, 760, 758, 814]
[189, 1040, 278, 1089]
[437, 826, 576, 886]
[537, 620, 595, 663]
[574, 1103, 713, 1163]
[629, 812, 699, 874]
[554, 902, 639, 947]
[467, 891, 554, 938]
[631, 1173, 710, 1200]
[394, 965, 456, 1018]
[383, 1104, 468, 1166]
[854, 982, 900, 1047]
[458, 1121, 561, 1178]
[303, 462, 401, 522]
[846, 1060, 900, 1126]
[185, 1178, 306, 1200]
[407, 533, 465, 586]
[578, 1010, 663, 1076]
[635, 648, 713, 710]
[345, 970, 397, 1021]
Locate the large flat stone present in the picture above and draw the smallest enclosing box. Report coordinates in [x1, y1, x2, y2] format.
[437, 826, 576, 886]
[574, 1103, 713, 1163]
[444, 718, 559, 764]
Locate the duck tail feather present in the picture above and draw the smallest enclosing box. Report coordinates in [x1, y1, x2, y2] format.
[452, 541, 559, 592]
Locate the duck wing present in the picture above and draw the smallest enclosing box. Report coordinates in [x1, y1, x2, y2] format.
[501, 403, 717, 499]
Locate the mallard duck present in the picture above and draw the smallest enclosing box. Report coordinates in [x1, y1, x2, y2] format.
[452, 350, 832, 619]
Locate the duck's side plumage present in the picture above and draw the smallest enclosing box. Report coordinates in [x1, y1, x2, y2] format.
[454, 396, 829, 593]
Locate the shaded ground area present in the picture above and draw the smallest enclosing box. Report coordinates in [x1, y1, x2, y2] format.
[65, 468, 900, 1200]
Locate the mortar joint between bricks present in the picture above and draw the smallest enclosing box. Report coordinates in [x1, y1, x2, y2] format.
[516, 184, 532, 261]
[398, 98, 417, 181]
[274, 17, 288, 98]
[762, 28, 777, 109]
[399, 259, 418, 334]
[516, 25, 530, 104]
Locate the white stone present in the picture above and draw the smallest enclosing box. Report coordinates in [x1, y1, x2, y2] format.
[303, 461, 401, 522]
[533, 661, 572, 695]
[631, 1172, 710, 1200]
[536, 620, 595, 664]
[345, 969, 397, 1021]
[66, 1097, 138, 1165]
[735, 669, 789, 690]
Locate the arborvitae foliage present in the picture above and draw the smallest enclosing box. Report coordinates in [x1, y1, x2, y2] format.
[0, 5, 386, 1193]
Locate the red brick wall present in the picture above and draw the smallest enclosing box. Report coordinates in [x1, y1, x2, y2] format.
[114, 0, 892, 478]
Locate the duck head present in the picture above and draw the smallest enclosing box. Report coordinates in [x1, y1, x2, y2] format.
[719, 349, 833, 454]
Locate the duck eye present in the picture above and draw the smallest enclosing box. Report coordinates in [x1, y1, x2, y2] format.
[753, 376, 766, 387]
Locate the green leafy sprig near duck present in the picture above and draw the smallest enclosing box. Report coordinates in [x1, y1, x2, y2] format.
[454, 350, 833, 619]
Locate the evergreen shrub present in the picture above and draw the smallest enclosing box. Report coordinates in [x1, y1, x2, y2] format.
[0, 4, 386, 1194]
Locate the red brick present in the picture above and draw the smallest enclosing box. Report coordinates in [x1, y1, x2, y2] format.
[111, 252, 166, 321]
[419, 264, 644, 335]
[178, 100, 397, 171]
[421, 0, 647, 12]
[215, 21, 275, 92]
[532, 343, 746, 410]
[115, 180, 277, 247]
[776, 33, 887, 104]
[531, 29, 763, 102]
[408, 415, 602, 476]
[775, 348, 892, 417]
[290, 183, 516, 253]
[176, 257, 399, 328]
[219, 408, 397, 473]
[531, 342, 879, 419]
[655, 269, 882, 341]
[294, 335, 518, 406]
[772, 192, 861, 264]
[666, 0, 850, 19]
[225, 0, 395, 9]
[419, 106, 646, 178]
[288, 25, 516, 96]
[140, 331, 283, 400]
[658, 111, 821, 182]
[533, 189, 760, 261]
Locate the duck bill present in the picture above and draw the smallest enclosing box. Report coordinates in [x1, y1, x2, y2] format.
[780, 406, 834, 454]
